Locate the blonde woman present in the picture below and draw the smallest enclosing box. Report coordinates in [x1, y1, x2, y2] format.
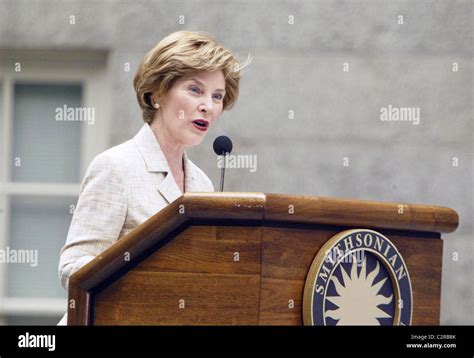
[57, 31, 250, 325]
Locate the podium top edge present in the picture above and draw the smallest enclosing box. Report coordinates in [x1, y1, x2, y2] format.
[180, 192, 459, 234]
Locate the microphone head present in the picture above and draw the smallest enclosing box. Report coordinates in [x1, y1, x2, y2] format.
[213, 135, 233, 155]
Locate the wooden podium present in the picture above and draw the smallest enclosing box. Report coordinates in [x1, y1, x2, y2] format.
[67, 193, 458, 325]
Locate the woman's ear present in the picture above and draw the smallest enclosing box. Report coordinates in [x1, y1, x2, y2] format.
[151, 93, 161, 109]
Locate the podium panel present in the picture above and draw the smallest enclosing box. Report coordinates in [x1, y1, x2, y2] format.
[67, 193, 457, 326]
[93, 226, 262, 325]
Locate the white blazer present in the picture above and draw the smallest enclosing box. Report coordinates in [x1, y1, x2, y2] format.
[57, 123, 214, 324]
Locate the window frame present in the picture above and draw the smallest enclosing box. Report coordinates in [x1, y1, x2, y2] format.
[0, 50, 111, 323]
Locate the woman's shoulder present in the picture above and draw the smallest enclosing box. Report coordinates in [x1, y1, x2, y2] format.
[86, 139, 139, 179]
[91, 139, 137, 166]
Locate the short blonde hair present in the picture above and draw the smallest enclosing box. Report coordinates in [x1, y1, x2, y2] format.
[134, 31, 251, 123]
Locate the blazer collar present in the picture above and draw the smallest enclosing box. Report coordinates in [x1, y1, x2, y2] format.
[133, 123, 200, 203]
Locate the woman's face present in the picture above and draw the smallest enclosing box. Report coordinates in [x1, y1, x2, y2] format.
[153, 70, 226, 147]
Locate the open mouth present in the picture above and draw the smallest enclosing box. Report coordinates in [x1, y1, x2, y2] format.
[192, 119, 209, 131]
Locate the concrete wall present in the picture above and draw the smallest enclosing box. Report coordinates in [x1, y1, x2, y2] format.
[1, 0, 472, 324]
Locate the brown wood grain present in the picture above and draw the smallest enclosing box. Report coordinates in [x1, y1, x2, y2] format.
[135, 226, 261, 275]
[183, 192, 266, 221]
[259, 225, 442, 325]
[259, 225, 337, 325]
[66, 193, 456, 325]
[94, 272, 260, 325]
[259, 277, 303, 325]
[265, 193, 459, 233]
[382, 233, 442, 325]
[67, 285, 91, 325]
[93, 225, 262, 325]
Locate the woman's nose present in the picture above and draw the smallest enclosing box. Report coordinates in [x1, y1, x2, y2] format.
[198, 96, 214, 113]
[199, 104, 208, 114]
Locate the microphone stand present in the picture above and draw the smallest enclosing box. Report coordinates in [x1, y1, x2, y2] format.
[220, 151, 226, 192]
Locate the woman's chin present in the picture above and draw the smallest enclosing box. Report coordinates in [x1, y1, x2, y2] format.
[183, 133, 206, 147]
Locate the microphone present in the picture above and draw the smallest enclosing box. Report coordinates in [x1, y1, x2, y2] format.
[213, 136, 233, 192]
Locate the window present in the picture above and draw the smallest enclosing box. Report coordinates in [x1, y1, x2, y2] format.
[0, 50, 110, 325]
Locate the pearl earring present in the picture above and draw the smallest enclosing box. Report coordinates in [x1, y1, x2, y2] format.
[153, 102, 160, 109]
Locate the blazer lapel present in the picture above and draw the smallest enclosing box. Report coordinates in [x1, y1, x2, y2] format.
[183, 151, 200, 193]
[133, 123, 182, 204]
[157, 172, 182, 203]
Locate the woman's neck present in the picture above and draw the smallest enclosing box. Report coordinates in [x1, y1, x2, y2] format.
[149, 119, 185, 175]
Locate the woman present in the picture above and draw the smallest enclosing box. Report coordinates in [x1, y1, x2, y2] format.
[57, 30, 250, 325]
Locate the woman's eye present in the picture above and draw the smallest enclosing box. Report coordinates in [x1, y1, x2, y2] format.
[190, 86, 201, 94]
[213, 94, 223, 100]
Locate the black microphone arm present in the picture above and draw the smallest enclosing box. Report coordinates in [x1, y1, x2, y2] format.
[219, 150, 226, 192]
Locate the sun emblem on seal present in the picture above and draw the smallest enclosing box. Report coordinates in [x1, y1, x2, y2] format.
[303, 229, 413, 326]
[325, 255, 393, 325]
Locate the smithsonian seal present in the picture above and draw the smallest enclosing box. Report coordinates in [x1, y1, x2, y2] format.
[303, 229, 413, 325]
